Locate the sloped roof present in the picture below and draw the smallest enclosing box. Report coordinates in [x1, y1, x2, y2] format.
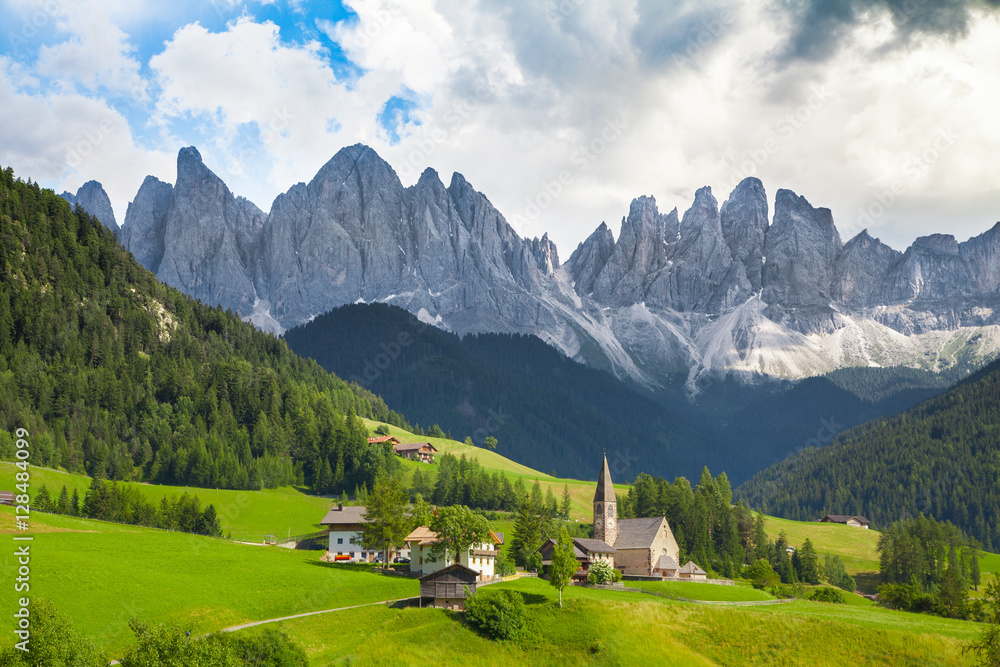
[821, 514, 870, 525]
[320, 505, 367, 526]
[418, 563, 480, 582]
[573, 538, 617, 554]
[656, 555, 679, 571]
[594, 454, 616, 503]
[393, 442, 438, 453]
[614, 517, 665, 549]
[540, 538, 586, 560]
[405, 526, 502, 547]
[679, 561, 707, 575]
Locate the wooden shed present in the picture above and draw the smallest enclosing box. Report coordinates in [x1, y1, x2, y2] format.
[419, 564, 479, 610]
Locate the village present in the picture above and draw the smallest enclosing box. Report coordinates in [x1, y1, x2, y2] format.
[317, 446, 816, 610]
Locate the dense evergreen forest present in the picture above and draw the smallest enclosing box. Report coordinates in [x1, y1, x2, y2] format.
[736, 356, 1000, 550]
[283, 303, 713, 481]
[283, 303, 961, 484]
[0, 166, 407, 493]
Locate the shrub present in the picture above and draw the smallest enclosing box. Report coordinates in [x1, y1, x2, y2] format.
[747, 558, 780, 590]
[808, 587, 846, 604]
[465, 590, 526, 641]
[587, 560, 615, 584]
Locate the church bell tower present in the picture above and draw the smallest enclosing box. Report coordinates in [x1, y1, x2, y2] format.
[593, 454, 617, 546]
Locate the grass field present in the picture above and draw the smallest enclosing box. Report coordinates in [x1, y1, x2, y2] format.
[273, 577, 976, 666]
[763, 514, 882, 573]
[361, 419, 630, 521]
[622, 579, 776, 602]
[2, 503, 989, 665]
[0, 505, 417, 656]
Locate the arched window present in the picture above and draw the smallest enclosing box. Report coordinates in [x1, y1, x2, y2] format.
[607, 505, 614, 517]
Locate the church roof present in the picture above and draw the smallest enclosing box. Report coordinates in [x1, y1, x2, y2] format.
[655, 555, 679, 571]
[679, 561, 707, 575]
[593, 454, 616, 503]
[613, 517, 666, 550]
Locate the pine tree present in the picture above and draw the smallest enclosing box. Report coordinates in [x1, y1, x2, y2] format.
[560, 485, 572, 519]
[71, 488, 80, 516]
[34, 485, 52, 512]
[57, 485, 71, 514]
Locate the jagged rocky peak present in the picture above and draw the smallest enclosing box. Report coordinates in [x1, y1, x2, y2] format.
[121, 175, 174, 273]
[912, 233, 960, 255]
[762, 189, 843, 312]
[530, 233, 560, 273]
[590, 196, 677, 306]
[832, 229, 901, 308]
[60, 180, 118, 232]
[566, 221, 616, 295]
[720, 177, 768, 292]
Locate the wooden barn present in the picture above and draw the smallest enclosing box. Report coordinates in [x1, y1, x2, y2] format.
[419, 564, 479, 610]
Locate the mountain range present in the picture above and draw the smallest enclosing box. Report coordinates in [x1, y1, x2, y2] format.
[74, 145, 1000, 392]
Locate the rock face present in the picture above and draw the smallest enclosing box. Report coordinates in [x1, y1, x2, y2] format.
[60, 181, 118, 232]
[120, 145, 1000, 390]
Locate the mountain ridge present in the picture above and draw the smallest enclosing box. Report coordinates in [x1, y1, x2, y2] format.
[96, 144, 1000, 391]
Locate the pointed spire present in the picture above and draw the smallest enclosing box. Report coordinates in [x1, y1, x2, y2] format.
[594, 454, 615, 503]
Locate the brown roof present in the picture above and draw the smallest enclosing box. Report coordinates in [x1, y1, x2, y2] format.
[614, 517, 666, 550]
[393, 442, 438, 453]
[368, 435, 401, 444]
[821, 514, 870, 525]
[320, 504, 367, 526]
[405, 526, 503, 547]
[418, 563, 480, 583]
[594, 454, 616, 503]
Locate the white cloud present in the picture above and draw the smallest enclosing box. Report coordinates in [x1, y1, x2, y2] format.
[34, 1, 147, 98]
[0, 57, 174, 219]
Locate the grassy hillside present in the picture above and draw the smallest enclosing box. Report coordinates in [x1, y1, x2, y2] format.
[2, 506, 985, 665]
[0, 505, 417, 655]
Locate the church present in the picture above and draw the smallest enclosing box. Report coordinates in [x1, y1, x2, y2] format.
[593, 455, 683, 577]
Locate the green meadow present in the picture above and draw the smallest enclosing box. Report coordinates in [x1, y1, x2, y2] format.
[272, 577, 976, 666]
[763, 514, 882, 573]
[0, 506, 417, 656]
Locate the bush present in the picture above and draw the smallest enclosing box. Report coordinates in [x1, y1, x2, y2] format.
[747, 558, 780, 590]
[807, 587, 846, 604]
[587, 560, 615, 584]
[230, 628, 308, 666]
[465, 590, 526, 641]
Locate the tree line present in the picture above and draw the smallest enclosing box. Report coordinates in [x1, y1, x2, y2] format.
[736, 355, 1000, 551]
[32, 478, 223, 537]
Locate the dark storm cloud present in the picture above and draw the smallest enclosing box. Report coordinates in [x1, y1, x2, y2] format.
[631, 1, 738, 68]
[777, 0, 1000, 63]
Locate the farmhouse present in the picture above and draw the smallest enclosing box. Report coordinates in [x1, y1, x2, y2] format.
[593, 455, 682, 577]
[678, 561, 708, 580]
[320, 503, 378, 562]
[392, 442, 438, 464]
[538, 537, 616, 580]
[820, 514, 870, 529]
[405, 525, 504, 580]
[367, 435, 401, 445]
[419, 564, 479, 610]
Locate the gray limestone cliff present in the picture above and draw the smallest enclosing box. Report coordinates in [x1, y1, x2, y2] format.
[60, 181, 118, 233]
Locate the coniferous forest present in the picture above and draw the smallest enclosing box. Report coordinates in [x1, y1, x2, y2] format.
[737, 356, 1000, 550]
[0, 166, 406, 493]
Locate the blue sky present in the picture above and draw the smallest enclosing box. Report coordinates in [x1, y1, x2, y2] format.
[2, 0, 1000, 254]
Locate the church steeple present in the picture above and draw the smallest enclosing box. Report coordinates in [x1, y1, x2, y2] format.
[593, 454, 617, 546]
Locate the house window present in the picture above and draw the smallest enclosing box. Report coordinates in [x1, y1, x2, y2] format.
[337, 538, 343, 544]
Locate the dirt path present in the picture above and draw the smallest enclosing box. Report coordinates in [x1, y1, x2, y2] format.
[220, 597, 420, 633]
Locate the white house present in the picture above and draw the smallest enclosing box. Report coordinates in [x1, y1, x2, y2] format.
[320, 504, 373, 562]
[405, 526, 504, 581]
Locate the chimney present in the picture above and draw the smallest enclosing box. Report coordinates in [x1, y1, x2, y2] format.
[338, 503, 343, 511]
